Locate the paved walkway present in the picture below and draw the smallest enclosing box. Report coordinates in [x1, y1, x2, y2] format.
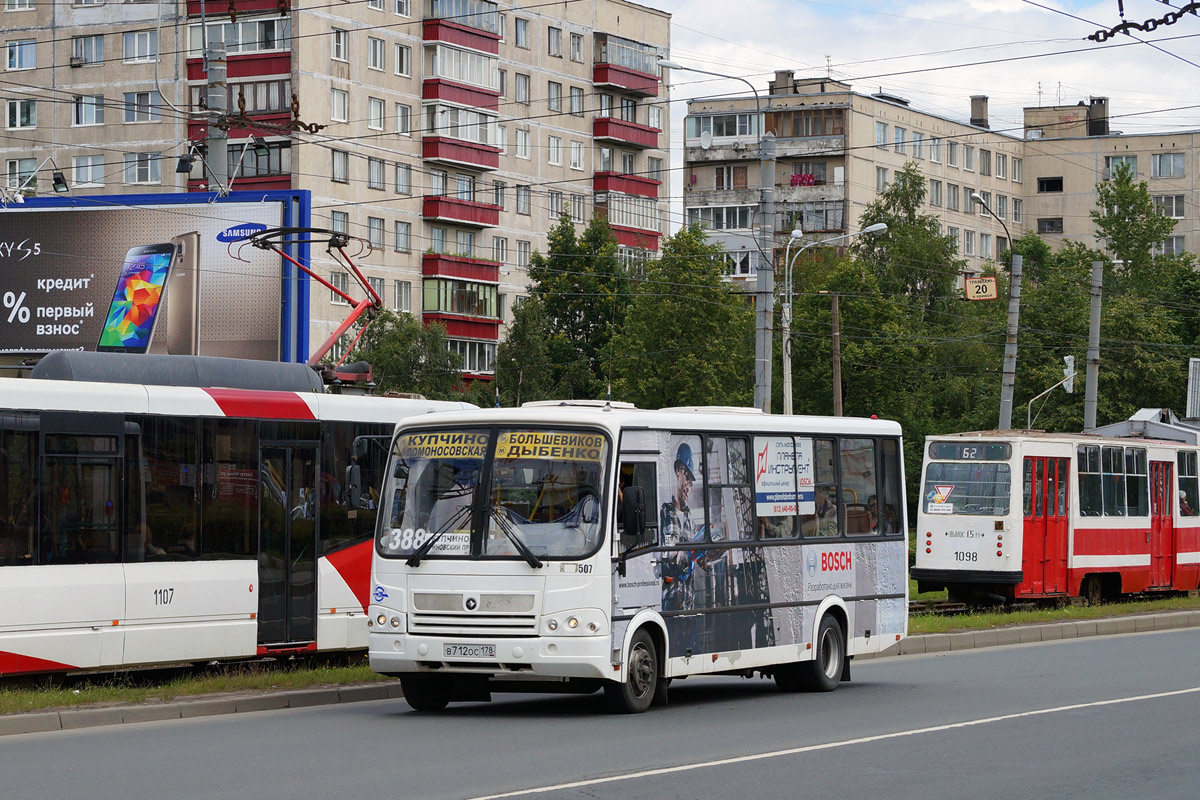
[4, 609, 1200, 737]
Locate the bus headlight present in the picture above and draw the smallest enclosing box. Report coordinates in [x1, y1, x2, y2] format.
[541, 610, 606, 636]
[376, 613, 388, 627]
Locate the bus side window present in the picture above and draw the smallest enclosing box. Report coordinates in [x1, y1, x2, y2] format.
[618, 461, 657, 551]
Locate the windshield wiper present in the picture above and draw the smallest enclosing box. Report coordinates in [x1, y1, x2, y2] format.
[406, 503, 473, 568]
[490, 506, 544, 569]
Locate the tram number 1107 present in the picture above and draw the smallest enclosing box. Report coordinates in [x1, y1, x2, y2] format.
[153, 588, 175, 605]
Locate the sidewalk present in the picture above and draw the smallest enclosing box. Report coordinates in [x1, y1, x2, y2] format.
[4, 609, 1200, 737]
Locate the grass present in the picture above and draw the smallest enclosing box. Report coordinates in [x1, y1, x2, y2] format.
[4, 592, 1200, 716]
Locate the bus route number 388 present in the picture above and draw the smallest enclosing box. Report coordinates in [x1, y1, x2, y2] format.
[386, 528, 431, 551]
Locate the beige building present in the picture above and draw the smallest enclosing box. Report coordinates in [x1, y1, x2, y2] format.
[0, 0, 670, 373]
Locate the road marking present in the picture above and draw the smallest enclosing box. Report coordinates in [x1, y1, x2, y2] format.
[467, 686, 1200, 799]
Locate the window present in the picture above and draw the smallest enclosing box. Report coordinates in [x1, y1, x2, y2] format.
[599, 147, 612, 172]
[800, 439, 840, 538]
[876, 166, 888, 193]
[367, 97, 385, 130]
[1037, 218, 1064, 234]
[515, 128, 530, 159]
[569, 86, 584, 116]
[1104, 155, 1136, 178]
[6, 0, 33, 10]
[123, 152, 161, 184]
[570, 141, 584, 170]
[6, 98, 34, 129]
[331, 88, 348, 122]
[1012, 157, 1023, 182]
[1153, 153, 1185, 178]
[187, 18, 290, 56]
[394, 221, 411, 252]
[963, 145, 975, 171]
[1037, 176, 1063, 193]
[447, 339, 496, 373]
[455, 173, 475, 201]
[331, 28, 348, 61]
[621, 152, 635, 174]
[330, 210, 348, 234]
[73, 154, 105, 186]
[367, 217, 384, 249]
[394, 44, 411, 76]
[981, 233, 992, 259]
[928, 179, 942, 207]
[875, 121, 887, 149]
[394, 103, 411, 134]
[72, 34, 103, 65]
[1156, 236, 1186, 256]
[367, 0, 383, 9]
[123, 31, 156, 63]
[493, 180, 506, 208]
[394, 162, 411, 194]
[547, 81, 562, 112]
[648, 156, 664, 183]
[912, 132, 923, 160]
[648, 105, 662, 130]
[1154, 194, 1185, 218]
[330, 270, 349, 304]
[331, 149, 349, 183]
[947, 141, 958, 167]
[570, 32, 583, 61]
[1179, 452, 1199, 517]
[430, 227, 446, 253]
[996, 153, 1007, 179]
[548, 190, 563, 218]
[570, 194, 585, 222]
[977, 191, 991, 216]
[424, 44, 500, 90]
[979, 149, 992, 176]
[498, 69, 506, 98]
[948, 226, 959, 249]
[947, 183, 959, 211]
[455, 230, 474, 257]
[547, 26, 561, 56]
[7, 38, 34, 70]
[545, 135, 563, 166]
[394, 279, 411, 312]
[929, 137, 941, 163]
[516, 185, 530, 215]
[716, 165, 748, 190]
[685, 206, 753, 230]
[894, 127, 906, 154]
[598, 94, 613, 118]
[515, 73, 530, 104]
[368, 37, 385, 70]
[496, 124, 506, 152]
[963, 230, 975, 256]
[367, 157, 385, 190]
[1013, 198, 1022, 223]
[394, 0, 410, 15]
[997, 194, 1007, 219]
[492, 236, 507, 264]
[517, 239, 531, 267]
[122, 92, 160, 123]
[514, 18, 529, 48]
[430, 169, 447, 196]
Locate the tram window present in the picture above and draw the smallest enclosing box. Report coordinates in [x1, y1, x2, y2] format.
[0, 418, 36, 565]
[1125, 448, 1148, 517]
[134, 416, 200, 561]
[1101, 446, 1125, 517]
[1078, 445, 1102, 517]
[802, 438, 839, 538]
[320, 421, 391, 555]
[841, 438, 876, 535]
[705, 437, 754, 542]
[1179, 451, 1199, 517]
[40, 452, 119, 564]
[201, 419, 257, 557]
[1023, 459, 1034, 517]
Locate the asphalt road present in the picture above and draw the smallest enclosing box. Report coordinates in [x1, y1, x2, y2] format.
[3, 627, 1198, 800]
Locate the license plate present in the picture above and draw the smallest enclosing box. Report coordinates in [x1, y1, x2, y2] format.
[444, 643, 496, 659]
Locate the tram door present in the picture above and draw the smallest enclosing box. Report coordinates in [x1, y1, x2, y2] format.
[258, 444, 319, 646]
[1022, 457, 1069, 595]
[1149, 461, 1174, 588]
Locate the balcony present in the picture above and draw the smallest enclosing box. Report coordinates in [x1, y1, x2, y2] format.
[422, 252, 500, 282]
[774, 135, 845, 159]
[422, 18, 500, 55]
[423, 136, 500, 171]
[422, 79, 500, 112]
[422, 195, 501, 228]
[592, 32, 660, 97]
[593, 171, 659, 199]
[609, 226, 661, 250]
[593, 64, 658, 98]
[593, 117, 659, 150]
[773, 181, 845, 205]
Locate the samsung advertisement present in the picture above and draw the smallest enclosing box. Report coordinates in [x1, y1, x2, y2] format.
[0, 192, 311, 361]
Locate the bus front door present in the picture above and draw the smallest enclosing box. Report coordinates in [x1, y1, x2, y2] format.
[1022, 457, 1069, 596]
[258, 445, 319, 647]
[1149, 460, 1174, 589]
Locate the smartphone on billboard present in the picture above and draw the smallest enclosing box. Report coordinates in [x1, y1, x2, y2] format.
[95, 243, 177, 353]
[167, 231, 201, 356]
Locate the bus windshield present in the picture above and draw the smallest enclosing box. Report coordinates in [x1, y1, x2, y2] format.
[922, 461, 1012, 516]
[377, 427, 607, 560]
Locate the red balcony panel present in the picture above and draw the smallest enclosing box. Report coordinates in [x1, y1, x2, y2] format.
[422, 196, 501, 228]
[424, 315, 501, 340]
[422, 137, 501, 171]
[422, 253, 501, 282]
[422, 79, 500, 112]
[592, 63, 659, 97]
[422, 19, 500, 55]
[187, 175, 291, 193]
[593, 117, 659, 150]
[186, 52, 292, 82]
[188, 0, 283, 16]
[593, 171, 660, 199]
[610, 225, 661, 250]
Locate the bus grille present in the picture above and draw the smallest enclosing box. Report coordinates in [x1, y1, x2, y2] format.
[410, 592, 538, 636]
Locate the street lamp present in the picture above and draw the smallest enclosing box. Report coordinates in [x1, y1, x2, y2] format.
[658, 58, 776, 413]
[781, 223, 887, 415]
[971, 191, 1024, 430]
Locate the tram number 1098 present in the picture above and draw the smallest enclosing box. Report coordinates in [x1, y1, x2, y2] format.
[954, 551, 979, 562]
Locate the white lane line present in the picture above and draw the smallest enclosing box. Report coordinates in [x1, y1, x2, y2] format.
[467, 686, 1200, 799]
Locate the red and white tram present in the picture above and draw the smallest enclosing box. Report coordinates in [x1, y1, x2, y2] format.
[912, 430, 1200, 605]
[0, 353, 471, 677]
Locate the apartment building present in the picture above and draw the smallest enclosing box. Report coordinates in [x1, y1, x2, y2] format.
[0, 0, 670, 375]
[1022, 98, 1200, 256]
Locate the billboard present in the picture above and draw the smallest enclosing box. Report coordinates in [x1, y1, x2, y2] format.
[0, 191, 311, 361]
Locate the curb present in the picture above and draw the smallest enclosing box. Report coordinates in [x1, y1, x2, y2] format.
[4, 610, 1200, 736]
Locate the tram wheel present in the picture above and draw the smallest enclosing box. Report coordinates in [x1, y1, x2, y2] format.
[399, 675, 451, 712]
[1081, 575, 1102, 607]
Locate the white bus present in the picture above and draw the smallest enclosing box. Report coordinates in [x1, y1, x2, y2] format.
[368, 402, 908, 713]
[0, 353, 472, 677]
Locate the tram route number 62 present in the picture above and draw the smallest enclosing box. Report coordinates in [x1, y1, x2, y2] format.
[153, 588, 175, 605]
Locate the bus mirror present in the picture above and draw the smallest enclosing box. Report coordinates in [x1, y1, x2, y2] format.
[345, 464, 363, 509]
[353, 436, 371, 458]
[621, 485, 645, 548]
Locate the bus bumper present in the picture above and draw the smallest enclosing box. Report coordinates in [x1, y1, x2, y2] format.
[368, 632, 612, 681]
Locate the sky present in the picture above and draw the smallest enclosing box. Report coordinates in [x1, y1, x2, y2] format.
[648, 0, 1200, 226]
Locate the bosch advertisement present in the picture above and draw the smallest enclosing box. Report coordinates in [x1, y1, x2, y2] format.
[0, 191, 312, 361]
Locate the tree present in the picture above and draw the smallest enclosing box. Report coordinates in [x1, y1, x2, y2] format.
[350, 310, 464, 399]
[492, 296, 556, 406]
[612, 225, 754, 408]
[1091, 161, 1176, 281]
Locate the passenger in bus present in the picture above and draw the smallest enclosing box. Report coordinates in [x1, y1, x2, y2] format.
[803, 485, 838, 537]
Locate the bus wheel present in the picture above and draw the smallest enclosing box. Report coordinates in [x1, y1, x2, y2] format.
[801, 615, 844, 692]
[400, 675, 451, 712]
[605, 629, 658, 714]
[1082, 575, 1102, 607]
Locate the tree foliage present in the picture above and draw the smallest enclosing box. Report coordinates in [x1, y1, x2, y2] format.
[1090, 161, 1176, 278]
[350, 310, 464, 400]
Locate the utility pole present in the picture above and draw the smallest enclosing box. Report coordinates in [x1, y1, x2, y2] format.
[830, 292, 842, 416]
[998, 252, 1023, 429]
[755, 132, 776, 413]
[205, 41, 228, 193]
[1084, 260, 1103, 430]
